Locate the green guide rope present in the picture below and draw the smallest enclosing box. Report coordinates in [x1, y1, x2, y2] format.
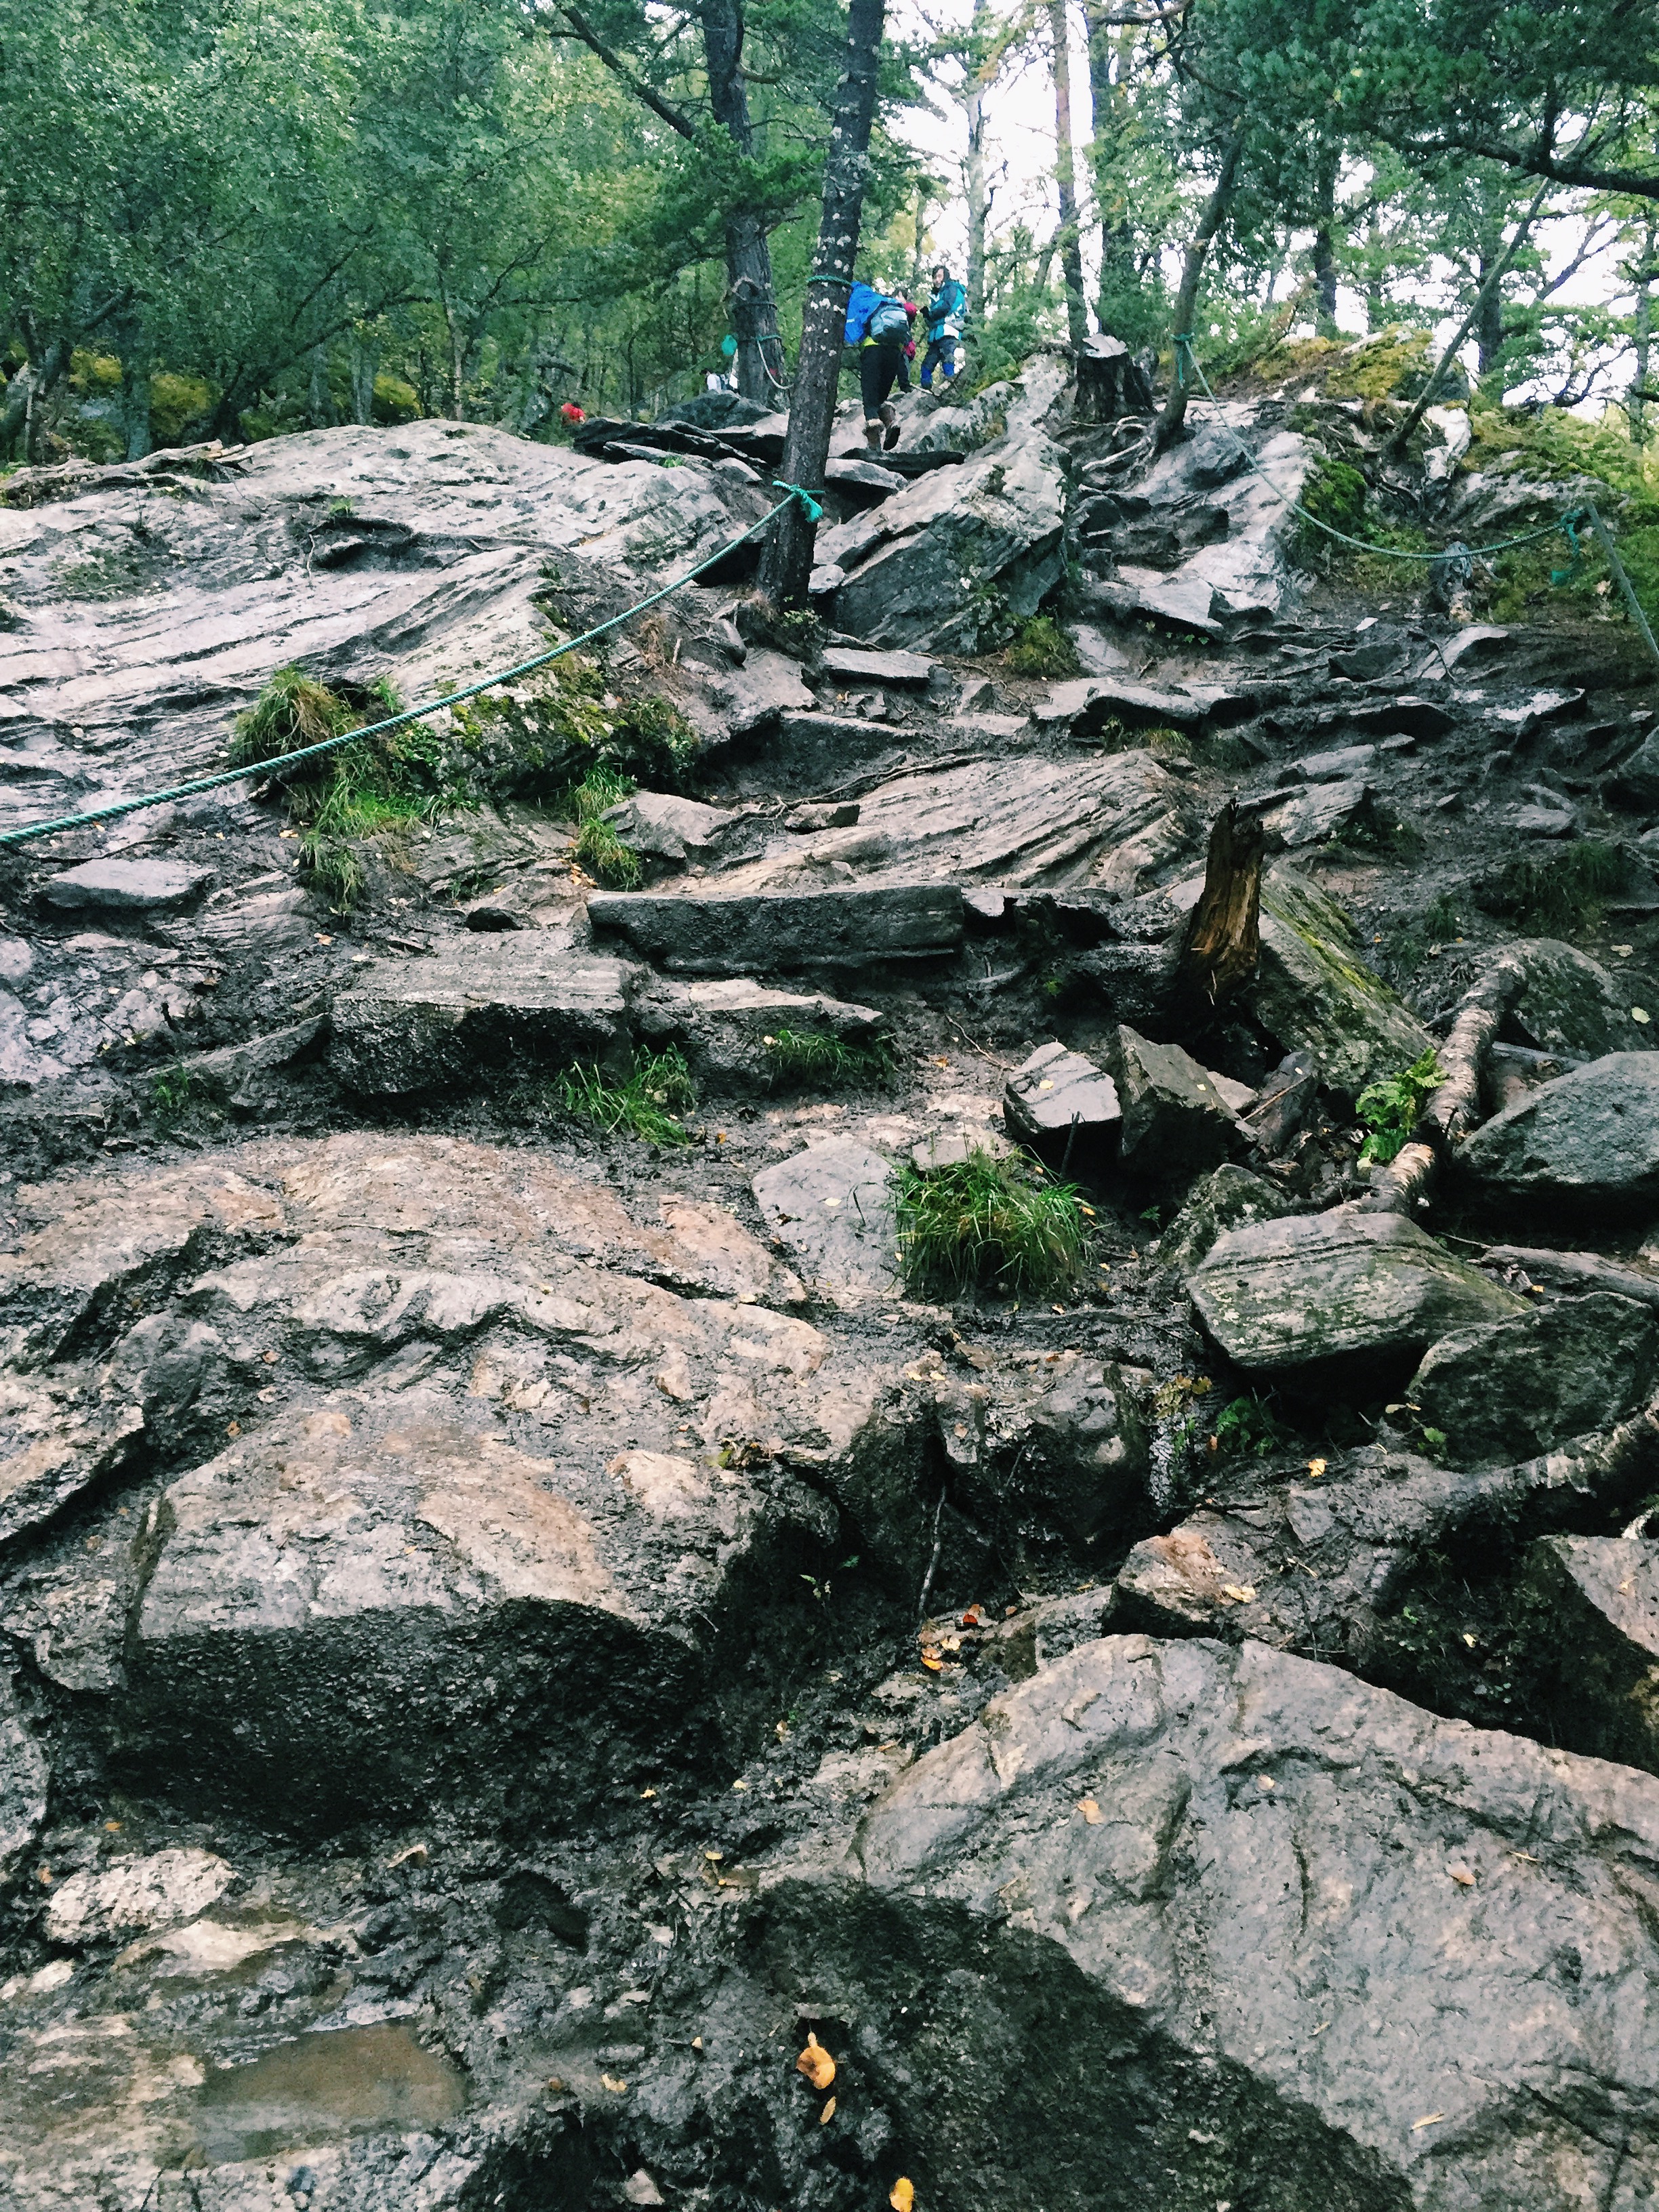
[0, 483, 820, 851]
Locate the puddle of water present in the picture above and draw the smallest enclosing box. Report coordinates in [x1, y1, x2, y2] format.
[192, 2022, 466, 2163]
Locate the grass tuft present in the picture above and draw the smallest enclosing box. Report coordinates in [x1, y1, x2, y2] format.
[1004, 614, 1081, 678]
[763, 1028, 894, 1090]
[231, 666, 466, 910]
[895, 1147, 1089, 1300]
[556, 1047, 695, 1145]
[1473, 838, 1626, 934]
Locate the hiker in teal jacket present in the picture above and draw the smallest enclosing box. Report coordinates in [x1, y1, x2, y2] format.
[920, 266, 966, 388]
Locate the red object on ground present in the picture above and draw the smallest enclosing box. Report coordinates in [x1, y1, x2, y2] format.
[560, 402, 586, 423]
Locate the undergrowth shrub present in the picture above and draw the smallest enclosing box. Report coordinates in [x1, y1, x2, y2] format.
[555, 1048, 695, 1145]
[1356, 1048, 1446, 1165]
[896, 1147, 1089, 1299]
[1473, 839, 1626, 933]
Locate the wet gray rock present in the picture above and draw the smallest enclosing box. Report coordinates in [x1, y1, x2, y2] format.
[708, 646, 815, 736]
[1250, 864, 1435, 1096]
[819, 646, 933, 688]
[939, 1349, 1151, 1548]
[1155, 1163, 1293, 1277]
[1033, 674, 1206, 734]
[1191, 1210, 1527, 1374]
[752, 1633, 1659, 2212]
[1406, 1292, 1658, 1465]
[42, 856, 215, 912]
[1107, 1025, 1240, 1185]
[589, 882, 963, 972]
[45, 1845, 235, 1946]
[1460, 1051, 1659, 1210]
[1004, 1042, 1120, 1154]
[605, 790, 764, 871]
[752, 1136, 897, 1296]
[1, 1664, 48, 1883]
[1526, 1534, 1659, 1774]
[1502, 938, 1649, 1059]
[662, 975, 886, 1083]
[782, 800, 859, 832]
[329, 943, 640, 1095]
[183, 1015, 327, 1110]
[1294, 743, 1378, 781]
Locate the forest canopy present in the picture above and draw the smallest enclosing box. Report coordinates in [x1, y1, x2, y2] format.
[1, 0, 1656, 463]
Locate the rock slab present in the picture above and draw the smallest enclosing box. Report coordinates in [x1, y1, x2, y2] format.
[1460, 1050, 1659, 1208]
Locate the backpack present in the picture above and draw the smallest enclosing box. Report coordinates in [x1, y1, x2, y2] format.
[867, 297, 910, 340]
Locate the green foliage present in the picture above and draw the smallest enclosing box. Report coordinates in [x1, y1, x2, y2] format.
[458, 661, 699, 807]
[573, 816, 642, 889]
[1473, 839, 1626, 934]
[895, 1149, 1089, 1300]
[556, 1048, 695, 1145]
[1294, 458, 1368, 558]
[762, 1028, 895, 1090]
[1356, 1048, 1445, 1165]
[1211, 1393, 1290, 1458]
[150, 1065, 192, 1122]
[1003, 615, 1080, 678]
[231, 665, 464, 909]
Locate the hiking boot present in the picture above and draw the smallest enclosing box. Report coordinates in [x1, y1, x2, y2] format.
[864, 420, 884, 450]
[879, 401, 901, 451]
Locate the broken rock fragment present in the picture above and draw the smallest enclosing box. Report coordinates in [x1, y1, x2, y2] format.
[752, 1634, 1659, 2212]
[589, 884, 963, 972]
[1526, 1535, 1659, 1774]
[1107, 1025, 1240, 1186]
[1004, 1041, 1120, 1160]
[1406, 1291, 1658, 1464]
[752, 1137, 898, 1295]
[1190, 1210, 1526, 1374]
[1459, 1051, 1659, 1209]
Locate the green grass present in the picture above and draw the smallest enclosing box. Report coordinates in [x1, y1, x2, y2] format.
[1473, 838, 1626, 934]
[1004, 614, 1080, 678]
[150, 1064, 192, 1122]
[556, 1047, 695, 1144]
[230, 665, 465, 909]
[895, 1147, 1090, 1300]
[762, 1028, 894, 1090]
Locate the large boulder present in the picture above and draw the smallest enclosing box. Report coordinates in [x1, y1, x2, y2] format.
[1250, 864, 1435, 1097]
[1502, 940, 1652, 1059]
[1526, 1534, 1659, 1774]
[749, 1634, 1659, 2211]
[1154, 1163, 1293, 1277]
[1459, 1052, 1659, 1210]
[1107, 1025, 1240, 1185]
[1406, 1292, 1659, 1464]
[817, 421, 1067, 651]
[1190, 1210, 1527, 1375]
[589, 882, 963, 972]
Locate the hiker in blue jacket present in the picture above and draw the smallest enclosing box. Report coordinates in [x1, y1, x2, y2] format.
[920, 266, 966, 389]
[845, 280, 912, 449]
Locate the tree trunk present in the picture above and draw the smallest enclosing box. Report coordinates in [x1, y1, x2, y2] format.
[350, 332, 379, 426]
[1474, 222, 1507, 380]
[1082, 8, 1134, 326]
[307, 343, 334, 428]
[1631, 218, 1654, 445]
[756, 0, 886, 609]
[701, 0, 781, 405]
[116, 324, 152, 461]
[1364, 213, 1385, 332]
[1388, 177, 1550, 457]
[1046, 0, 1089, 351]
[963, 58, 991, 333]
[0, 338, 67, 459]
[1155, 125, 1246, 452]
[1311, 156, 1338, 337]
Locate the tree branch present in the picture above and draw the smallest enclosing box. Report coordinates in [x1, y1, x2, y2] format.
[543, 3, 698, 140]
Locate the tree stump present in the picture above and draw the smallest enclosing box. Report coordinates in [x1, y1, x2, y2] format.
[1073, 333, 1155, 425]
[1180, 802, 1263, 1002]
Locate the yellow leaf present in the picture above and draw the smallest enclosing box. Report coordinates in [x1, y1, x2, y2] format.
[601, 2074, 628, 2093]
[1077, 1797, 1103, 1824]
[819, 2095, 837, 2125]
[640, 1786, 657, 1799]
[919, 1650, 943, 1673]
[796, 2033, 836, 2091]
[1307, 1458, 1327, 1479]
[890, 2183, 915, 2212]
[1411, 2112, 1445, 2131]
[1220, 1584, 1256, 1604]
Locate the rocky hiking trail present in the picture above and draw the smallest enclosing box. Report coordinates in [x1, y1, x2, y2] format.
[4, 339, 1659, 2211]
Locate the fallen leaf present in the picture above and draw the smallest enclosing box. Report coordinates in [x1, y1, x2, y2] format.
[601, 2074, 628, 2093]
[890, 2183, 915, 2212]
[796, 2033, 836, 2091]
[1410, 2113, 1445, 2131]
[692, 2036, 703, 2050]
[546, 2076, 566, 2093]
[819, 2095, 837, 2125]
[731, 1778, 749, 1791]
[1307, 1458, 1328, 1479]
[640, 1786, 657, 1799]
[386, 1841, 428, 1868]
[919, 1650, 943, 1673]
[1078, 1797, 1103, 1824]
[315, 933, 332, 945]
[1220, 1584, 1256, 1604]
[1447, 1863, 1476, 1887]
[225, 1420, 241, 1439]
[1635, 1008, 1652, 1024]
